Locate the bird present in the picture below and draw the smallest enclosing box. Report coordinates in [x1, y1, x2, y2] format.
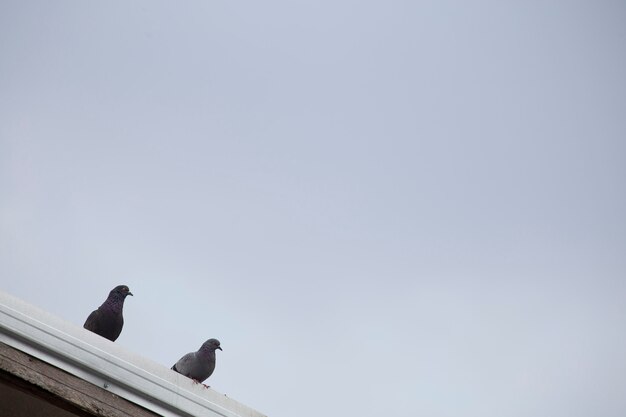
[171, 338, 222, 387]
[83, 285, 133, 341]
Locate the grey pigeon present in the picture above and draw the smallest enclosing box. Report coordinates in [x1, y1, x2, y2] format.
[83, 285, 133, 341]
[171, 338, 222, 386]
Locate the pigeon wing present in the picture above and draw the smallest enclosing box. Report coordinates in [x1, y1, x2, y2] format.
[172, 352, 196, 377]
[83, 309, 103, 334]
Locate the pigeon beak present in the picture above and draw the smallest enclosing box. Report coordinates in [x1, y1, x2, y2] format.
[217, 346, 222, 351]
[127, 291, 134, 296]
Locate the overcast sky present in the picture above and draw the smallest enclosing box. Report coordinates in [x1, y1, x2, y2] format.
[1, 1, 626, 416]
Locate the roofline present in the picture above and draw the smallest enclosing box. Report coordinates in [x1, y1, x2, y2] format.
[0, 290, 266, 417]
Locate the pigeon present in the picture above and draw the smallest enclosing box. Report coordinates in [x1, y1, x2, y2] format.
[83, 285, 133, 341]
[171, 338, 222, 387]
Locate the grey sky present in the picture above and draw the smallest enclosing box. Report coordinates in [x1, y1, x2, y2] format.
[1, 1, 625, 416]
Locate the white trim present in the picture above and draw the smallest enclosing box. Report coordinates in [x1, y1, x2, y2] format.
[0, 291, 266, 417]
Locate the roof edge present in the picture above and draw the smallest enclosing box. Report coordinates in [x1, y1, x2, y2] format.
[0, 290, 266, 417]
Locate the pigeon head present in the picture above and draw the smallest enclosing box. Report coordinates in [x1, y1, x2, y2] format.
[200, 338, 222, 352]
[109, 285, 133, 300]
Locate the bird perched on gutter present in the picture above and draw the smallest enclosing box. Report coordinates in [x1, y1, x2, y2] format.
[171, 338, 222, 387]
[83, 285, 133, 341]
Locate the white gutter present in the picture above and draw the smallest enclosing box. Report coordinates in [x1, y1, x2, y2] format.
[0, 290, 267, 417]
